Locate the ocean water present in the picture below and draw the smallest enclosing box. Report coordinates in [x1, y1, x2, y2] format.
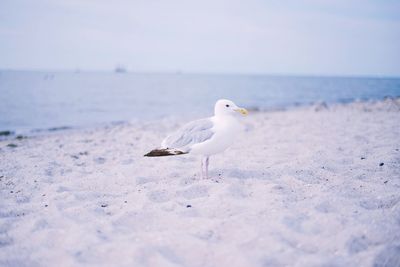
[0, 71, 399, 133]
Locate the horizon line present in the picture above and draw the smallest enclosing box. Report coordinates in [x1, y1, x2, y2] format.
[1, 68, 399, 79]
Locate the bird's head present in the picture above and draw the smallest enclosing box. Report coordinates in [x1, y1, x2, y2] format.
[214, 99, 248, 117]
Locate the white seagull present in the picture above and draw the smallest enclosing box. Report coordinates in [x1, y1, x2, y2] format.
[144, 99, 248, 178]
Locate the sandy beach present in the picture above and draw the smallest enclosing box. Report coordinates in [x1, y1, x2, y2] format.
[1, 98, 400, 267]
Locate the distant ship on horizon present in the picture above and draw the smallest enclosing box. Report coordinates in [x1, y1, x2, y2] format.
[114, 65, 127, 73]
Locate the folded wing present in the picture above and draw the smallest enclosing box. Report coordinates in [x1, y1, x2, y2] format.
[161, 118, 215, 152]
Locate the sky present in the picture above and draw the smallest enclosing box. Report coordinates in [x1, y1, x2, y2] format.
[0, 0, 399, 76]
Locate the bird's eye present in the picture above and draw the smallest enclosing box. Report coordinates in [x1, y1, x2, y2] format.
[225, 104, 230, 107]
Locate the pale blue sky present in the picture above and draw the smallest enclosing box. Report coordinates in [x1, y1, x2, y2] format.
[0, 0, 399, 76]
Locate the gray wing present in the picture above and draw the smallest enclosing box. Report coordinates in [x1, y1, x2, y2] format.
[162, 118, 215, 150]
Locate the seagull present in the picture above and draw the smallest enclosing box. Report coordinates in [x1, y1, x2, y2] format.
[144, 99, 248, 179]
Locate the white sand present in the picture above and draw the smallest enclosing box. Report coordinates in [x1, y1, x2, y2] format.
[1, 99, 400, 267]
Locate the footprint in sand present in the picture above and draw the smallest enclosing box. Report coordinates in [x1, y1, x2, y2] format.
[136, 176, 157, 185]
[346, 235, 372, 254]
[0, 234, 13, 247]
[0, 209, 27, 219]
[15, 194, 30, 204]
[57, 186, 71, 193]
[227, 183, 250, 198]
[315, 201, 336, 213]
[282, 214, 308, 233]
[177, 185, 209, 200]
[0, 221, 13, 247]
[33, 219, 50, 232]
[179, 176, 197, 186]
[292, 169, 323, 184]
[94, 157, 106, 164]
[194, 229, 219, 242]
[359, 196, 400, 210]
[121, 159, 133, 165]
[282, 214, 321, 235]
[373, 245, 400, 267]
[147, 190, 173, 203]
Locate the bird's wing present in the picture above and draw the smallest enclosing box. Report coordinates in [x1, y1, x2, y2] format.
[161, 118, 215, 151]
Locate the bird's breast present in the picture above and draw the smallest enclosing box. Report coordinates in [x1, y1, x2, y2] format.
[190, 117, 244, 156]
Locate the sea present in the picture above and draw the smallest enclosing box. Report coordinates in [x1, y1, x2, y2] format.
[0, 70, 399, 134]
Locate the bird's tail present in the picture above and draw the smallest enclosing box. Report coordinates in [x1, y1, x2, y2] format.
[144, 148, 188, 157]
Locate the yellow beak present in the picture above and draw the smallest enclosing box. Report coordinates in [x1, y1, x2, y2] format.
[235, 108, 248, 116]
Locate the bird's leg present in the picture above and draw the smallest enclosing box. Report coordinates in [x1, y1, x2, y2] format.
[200, 157, 205, 179]
[205, 156, 210, 179]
